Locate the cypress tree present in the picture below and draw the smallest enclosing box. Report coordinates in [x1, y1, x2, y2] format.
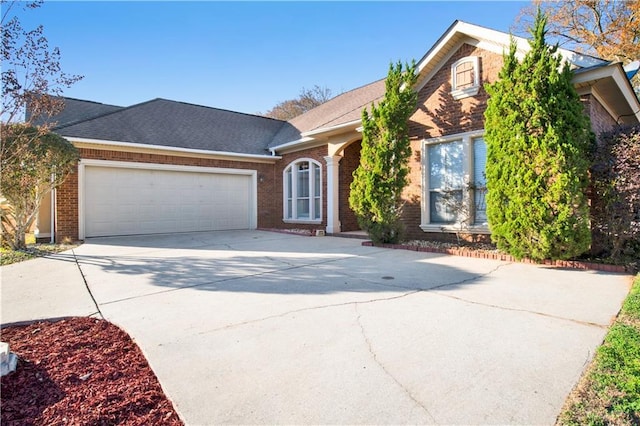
[484, 10, 594, 260]
[349, 61, 418, 244]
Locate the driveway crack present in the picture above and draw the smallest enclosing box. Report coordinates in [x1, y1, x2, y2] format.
[419, 263, 607, 328]
[195, 290, 422, 336]
[193, 262, 512, 336]
[72, 249, 104, 319]
[429, 291, 609, 328]
[354, 303, 437, 423]
[427, 262, 512, 291]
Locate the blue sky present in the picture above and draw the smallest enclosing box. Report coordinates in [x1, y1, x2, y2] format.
[14, 1, 529, 115]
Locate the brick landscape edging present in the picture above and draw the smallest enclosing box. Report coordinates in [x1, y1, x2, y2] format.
[361, 241, 628, 273]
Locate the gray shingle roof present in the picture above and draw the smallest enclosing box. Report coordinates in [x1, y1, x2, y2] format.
[47, 20, 619, 157]
[29, 97, 123, 127]
[269, 79, 386, 147]
[56, 98, 288, 156]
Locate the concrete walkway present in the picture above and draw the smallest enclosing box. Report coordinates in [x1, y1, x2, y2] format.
[1, 230, 632, 425]
[1, 251, 99, 324]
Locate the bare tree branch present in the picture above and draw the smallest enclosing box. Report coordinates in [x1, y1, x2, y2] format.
[263, 85, 333, 120]
[1, 0, 83, 164]
[513, 0, 640, 93]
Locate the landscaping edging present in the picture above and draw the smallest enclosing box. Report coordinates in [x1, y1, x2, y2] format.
[361, 241, 628, 273]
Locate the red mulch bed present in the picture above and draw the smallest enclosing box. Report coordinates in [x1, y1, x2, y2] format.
[1, 317, 182, 425]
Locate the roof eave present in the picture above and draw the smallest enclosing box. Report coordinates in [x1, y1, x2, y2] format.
[301, 119, 362, 137]
[572, 63, 640, 124]
[269, 119, 363, 154]
[268, 136, 323, 155]
[66, 137, 281, 163]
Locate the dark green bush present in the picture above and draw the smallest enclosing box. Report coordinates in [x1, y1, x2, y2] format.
[350, 61, 417, 244]
[484, 11, 593, 260]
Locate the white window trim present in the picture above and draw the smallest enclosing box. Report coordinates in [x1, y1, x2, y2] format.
[451, 56, 480, 100]
[420, 130, 489, 234]
[283, 158, 323, 224]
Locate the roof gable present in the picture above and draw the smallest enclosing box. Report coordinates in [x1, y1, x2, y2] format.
[271, 21, 612, 151]
[414, 20, 608, 92]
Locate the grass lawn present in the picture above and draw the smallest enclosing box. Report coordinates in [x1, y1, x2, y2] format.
[557, 273, 640, 425]
[0, 234, 78, 266]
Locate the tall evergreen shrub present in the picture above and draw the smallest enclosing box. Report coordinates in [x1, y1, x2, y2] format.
[349, 61, 418, 244]
[484, 11, 594, 260]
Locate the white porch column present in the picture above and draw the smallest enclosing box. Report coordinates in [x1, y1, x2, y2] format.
[324, 155, 342, 234]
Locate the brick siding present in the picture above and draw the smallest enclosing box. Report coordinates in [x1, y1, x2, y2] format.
[56, 148, 279, 241]
[338, 140, 361, 232]
[402, 43, 505, 240]
[55, 167, 79, 242]
[580, 94, 619, 255]
[581, 94, 618, 140]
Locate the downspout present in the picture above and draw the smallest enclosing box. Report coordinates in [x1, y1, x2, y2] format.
[51, 174, 56, 244]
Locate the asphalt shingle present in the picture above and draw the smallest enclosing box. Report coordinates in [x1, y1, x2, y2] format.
[268, 79, 385, 147]
[56, 98, 288, 156]
[29, 97, 123, 128]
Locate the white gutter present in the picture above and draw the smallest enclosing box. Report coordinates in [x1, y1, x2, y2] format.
[300, 119, 362, 137]
[65, 137, 282, 161]
[269, 119, 364, 154]
[268, 136, 316, 155]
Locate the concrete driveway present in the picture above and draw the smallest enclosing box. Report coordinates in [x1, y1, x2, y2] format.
[2, 230, 631, 424]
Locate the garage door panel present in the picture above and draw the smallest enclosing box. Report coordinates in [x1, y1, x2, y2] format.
[84, 166, 252, 237]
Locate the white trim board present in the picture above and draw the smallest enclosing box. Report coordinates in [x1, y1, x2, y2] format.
[69, 137, 281, 163]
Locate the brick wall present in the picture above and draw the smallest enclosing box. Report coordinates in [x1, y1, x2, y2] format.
[55, 167, 79, 242]
[402, 43, 504, 240]
[581, 94, 618, 140]
[580, 94, 619, 255]
[408, 43, 503, 141]
[339, 140, 361, 232]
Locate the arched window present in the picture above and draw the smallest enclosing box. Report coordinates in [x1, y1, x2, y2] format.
[283, 159, 322, 222]
[451, 56, 480, 100]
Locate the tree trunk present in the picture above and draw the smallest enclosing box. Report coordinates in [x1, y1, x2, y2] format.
[12, 227, 27, 250]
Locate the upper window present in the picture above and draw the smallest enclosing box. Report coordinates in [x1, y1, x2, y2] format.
[451, 56, 480, 100]
[284, 159, 322, 222]
[421, 131, 487, 231]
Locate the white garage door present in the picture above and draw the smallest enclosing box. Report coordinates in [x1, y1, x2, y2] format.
[83, 165, 253, 237]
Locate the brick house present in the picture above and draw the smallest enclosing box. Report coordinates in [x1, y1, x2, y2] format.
[35, 21, 640, 243]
